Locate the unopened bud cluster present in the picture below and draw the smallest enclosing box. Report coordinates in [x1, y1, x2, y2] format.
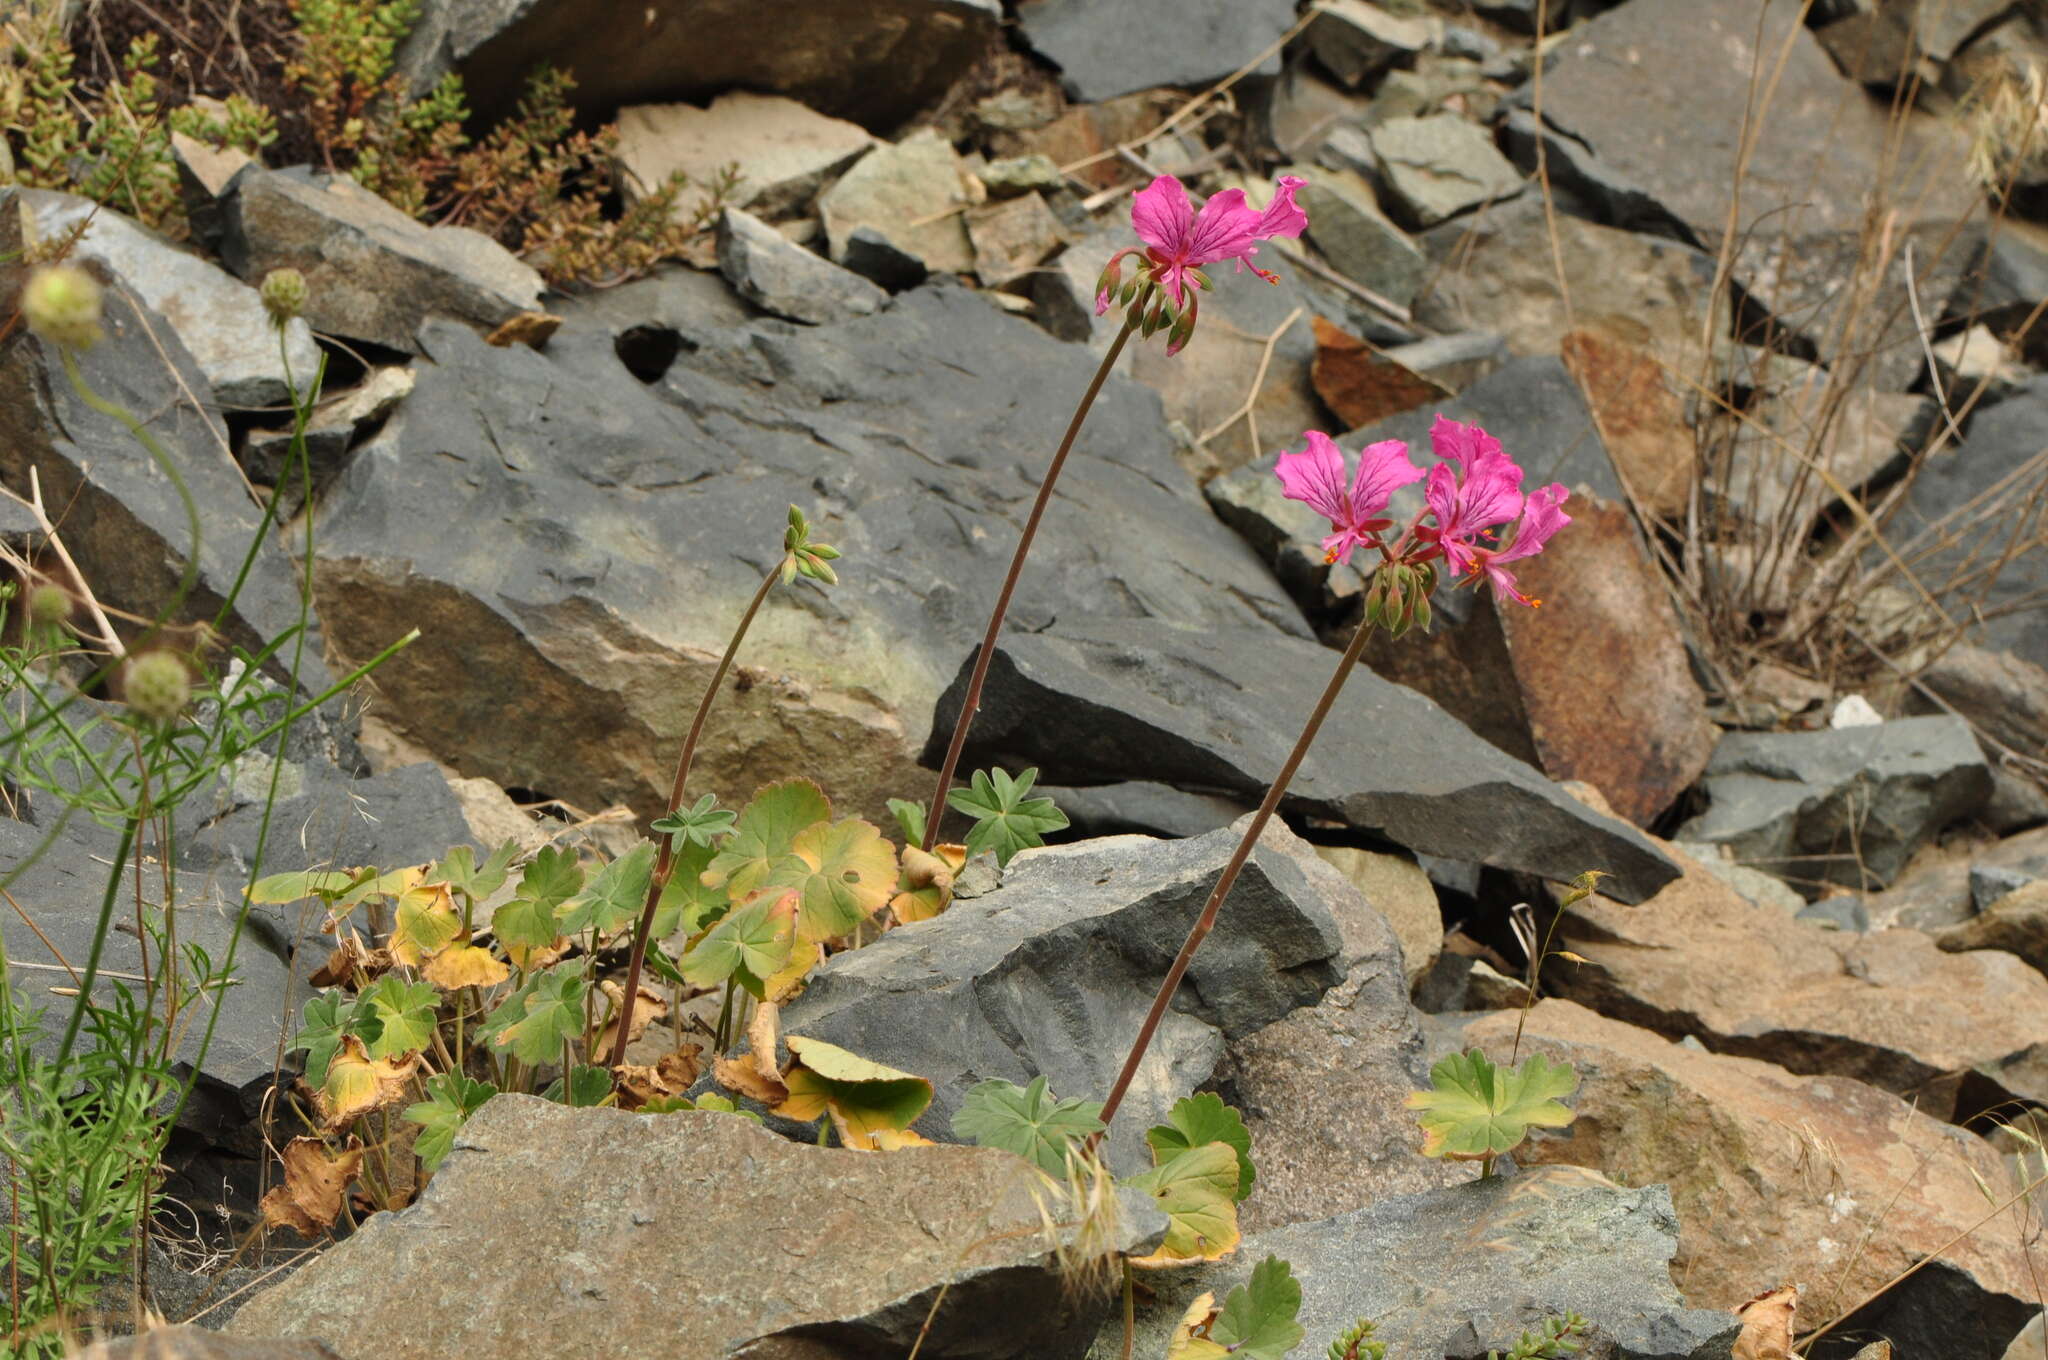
[781, 505, 842, 586]
[122, 650, 192, 723]
[1362, 562, 1436, 639]
[1093, 250, 1199, 355]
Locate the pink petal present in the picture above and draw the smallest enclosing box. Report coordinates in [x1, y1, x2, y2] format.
[1131, 176, 1193, 256]
[1182, 188, 1258, 269]
[1348, 438, 1423, 521]
[1495, 484, 1571, 565]
[1251, 175, 1309, 241]
[1428, 414, 1503, 468]
[1275, 430, 1354, 526]
[1458, 451, 1526, 530]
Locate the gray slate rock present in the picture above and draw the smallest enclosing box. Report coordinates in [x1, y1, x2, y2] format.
[1678, 715, 1993, 892]
[922, 615, 1680, 903]
[1880, 373, 2048, 671]
[817, 129, 978, 274]
[1306, 0, 1438, 87]
[1038, 781, 1253, 838]
[0, 246, 331, 695]
[841, 226, 931, 291]
[1502, 0, 1981, 390]
[230, 1095, 1152, 1359]
[310, 280, 1307, 825]
[1367, 113, 1525, 228]
[219, 166, 543, 352]
[22, 189, 319, 410]
[1287, 160, 1430, 308]
[783, 817, 1346, 1171]
[1966, 217, 2048, 363]
[393, 0, 999, 132]
[1087, 1167, 1740, 1360]
[716, 206, 887, 324]
[1015, 0, 1295, 101]
[0, 814, 309, 1152]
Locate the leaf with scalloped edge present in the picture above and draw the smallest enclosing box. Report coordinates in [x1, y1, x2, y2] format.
[1127, 1140, 1242, 1267]
[1405, 1049, 1578, 1160]
[702, 778, 831, 898]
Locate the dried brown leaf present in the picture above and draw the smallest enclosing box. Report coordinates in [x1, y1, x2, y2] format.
[259, 1136, 364, 1239]
[1731, 1285, 1798, 1360]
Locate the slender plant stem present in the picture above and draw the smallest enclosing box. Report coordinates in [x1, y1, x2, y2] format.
[1097, 615, 1379, 1129]
[919, 315, 1138, 853]
[608, 559, 783, 1067]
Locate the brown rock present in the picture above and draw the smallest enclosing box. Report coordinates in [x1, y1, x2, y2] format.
[78, 1329, 342, 1360]
[1548, 831, 2048, 1118]
[1453, 1001, 2038, 1329]
[1560, 328, 1693, 521]
[229, 1096, 1149, 1359]
[1937, 879, 2048, 974]
[966, 191, 1066, 288]
[1495, 493, 1717, 825]
[613, 92, 875, 223]
[1225, 845, 1466, 1233]
[995, 90, 1180, 193]
[1312, 844, 1442, 987]
[1310, 315, 1449, 431]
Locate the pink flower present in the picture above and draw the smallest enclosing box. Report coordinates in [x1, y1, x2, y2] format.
[1423, 416, 1526, 578]
[1275, 431, 1424, 566]
[1114, 174, 1309, 310]
[1472, 484, 1571, 606]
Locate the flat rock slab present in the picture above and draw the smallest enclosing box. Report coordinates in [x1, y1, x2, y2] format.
[1508, 0, 1980, 388]
[395, 0, 998, 132]
[1879, 373, 2048, 671]
[230, 1095, 1146, 1359]
[923, 614, 1680, 902]
[1677, 715, 1992, 891]
[1937, 879, 2048, 976]
[1550, 829, 2048, 1119]
[1446, 1001, 2040, 1357]
[1087, 1166, 1739, 1360]
[23, 189, 319, 409]
[0, 814, 310, 1150]
[1015, 0, 1295, 101]
[1366, 113, 1524, 228]
[783, 817, 1345, 1171]
[717, 206, 886, 324]
[219, 166, 543, 352]
[818, 129, 978, 274]
[0, 236, 330, 694]
[312, 280, 1305, 825]
[613, 91, 874, 222]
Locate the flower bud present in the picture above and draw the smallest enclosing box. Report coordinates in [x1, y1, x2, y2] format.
[259, 268, 308, 327]
[23, 265, 104, 350]
[26, 583, 71, 629]
[122, 650, 192, 723]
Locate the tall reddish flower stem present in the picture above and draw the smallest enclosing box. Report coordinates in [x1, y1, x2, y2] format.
[1096, 613, 1380, 1128]
[609, 559, 782, 1068]
[919, 314, 1138, 852]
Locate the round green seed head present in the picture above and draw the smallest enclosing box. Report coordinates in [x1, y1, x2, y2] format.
[23, 265, 104, 350]
[26, 583, 71, 629]
[259, 268, 308, 327]
[123, 650, 192, 723]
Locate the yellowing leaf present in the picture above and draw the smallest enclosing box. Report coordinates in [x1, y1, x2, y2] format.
[593, 979, 667, 1056]
[702, 778, 832, 898]
[258, 1136, 364, 1239]
[774, 1035, 933, 1149]
[871, 1128, 937, 1150]
[421, 943, 510, 990]
[314, 1035, 422, 1132]
[773, 817, 897, 942]
[1127, 1141, 1243, 1267]
[1168, 1292, 1227, 1360]
[681, 889, 798, 998]
[1405, 1049, 1578, 1161]
[1732, 1285, 1799, 1360]
[388, 881, 462, 966]
[761, 936, 821, 1004]
[891, 843, 966, 925]
[713, 1002, 787, 1106]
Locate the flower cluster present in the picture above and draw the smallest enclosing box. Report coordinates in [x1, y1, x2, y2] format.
[1276, 415, 1570, 632]
[1094, 173, 1308, 356]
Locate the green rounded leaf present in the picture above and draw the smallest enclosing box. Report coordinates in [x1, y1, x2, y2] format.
[1405, 1049, 1578, 1161]
[1147, 1091, 1255, 1202]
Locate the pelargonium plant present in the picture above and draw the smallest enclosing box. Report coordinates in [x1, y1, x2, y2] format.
[916, 172, 1311, 856]
[1094, 416, 1570, 1127]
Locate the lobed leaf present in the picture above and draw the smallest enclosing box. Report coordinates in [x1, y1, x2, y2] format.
[950, 1075, 1105, 1177]
[1148, 1091, 1256, 1202]
[1405, 1049, 1578, 1161]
